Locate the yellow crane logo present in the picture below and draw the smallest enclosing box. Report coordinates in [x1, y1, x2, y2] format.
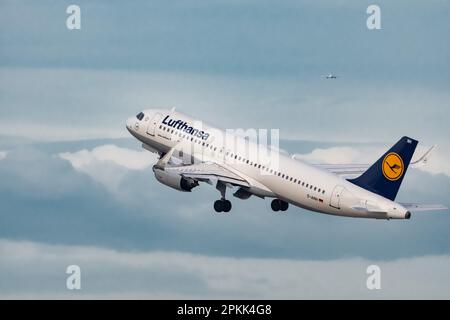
[382, 152, 404, 181]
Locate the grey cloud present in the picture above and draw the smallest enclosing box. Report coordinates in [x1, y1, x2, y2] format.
[1, 239, 450, 299]
[1, 68, 449, 146]
[0, 141, 449, 261]
[1, 0, 449, 299]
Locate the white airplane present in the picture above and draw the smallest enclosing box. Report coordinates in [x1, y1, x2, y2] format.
[322, 74, 338, 79]
[126, 109, 446, 219]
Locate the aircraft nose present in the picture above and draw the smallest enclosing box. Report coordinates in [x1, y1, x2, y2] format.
[126, 117, 134, 131]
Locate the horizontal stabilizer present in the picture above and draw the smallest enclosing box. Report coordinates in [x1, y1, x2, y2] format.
[400, 203, 447, 212]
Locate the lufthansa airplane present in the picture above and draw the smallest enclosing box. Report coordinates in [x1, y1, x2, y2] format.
[126, 109, 446, 219]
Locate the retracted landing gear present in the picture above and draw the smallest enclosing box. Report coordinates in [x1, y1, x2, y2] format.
[214, 181, 232, 213]
[271, 199, 289, 212]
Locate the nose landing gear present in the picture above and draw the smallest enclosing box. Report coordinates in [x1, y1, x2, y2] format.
[271, 199, 289, 212]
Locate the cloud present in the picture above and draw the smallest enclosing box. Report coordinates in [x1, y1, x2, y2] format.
[59, 144, 157, 170]
[1, 67, 448, 147]
[0, 0, 449, 299]
[294, 144, 450, 178]
[0, 150, 7, 160]
[294, 146, 369, 164]
[414, 147, 450, 178]
[0, 143, 449, 262]
[59, 144, 158, 191]
[1, 239, 450, 299]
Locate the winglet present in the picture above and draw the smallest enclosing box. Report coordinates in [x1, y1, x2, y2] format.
[411, 145, 436, 167]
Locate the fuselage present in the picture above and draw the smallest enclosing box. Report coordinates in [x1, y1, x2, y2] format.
[126, 109, 410, 219]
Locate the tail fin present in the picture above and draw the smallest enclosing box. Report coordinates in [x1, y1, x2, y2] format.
[348, 136, 418, 201]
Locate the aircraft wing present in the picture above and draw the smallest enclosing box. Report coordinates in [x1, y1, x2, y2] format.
[295, 145, 436, 177]
[399, 203, 448, 212]
[162, 162, 250, 188]
[152, 144, 251, 190]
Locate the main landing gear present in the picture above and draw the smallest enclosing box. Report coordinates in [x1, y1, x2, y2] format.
[214, 199, 232, 213]
[214, 181, 232, 213]
[271, 199, 289, 212]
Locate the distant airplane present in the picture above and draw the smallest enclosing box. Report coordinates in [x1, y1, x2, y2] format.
[126, 109, 446, 219]
[322, 74, 338, 79]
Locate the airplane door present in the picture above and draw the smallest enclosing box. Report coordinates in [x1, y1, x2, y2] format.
[330, 185, 345, 209]
[147, 113, 162, 136]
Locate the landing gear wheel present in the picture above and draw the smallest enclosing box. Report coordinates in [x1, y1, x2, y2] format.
[214, 200, 223, 213]
[271, 199, 280, 211]
[271, 199, 288, 212]
[223, 200, 232, 212]
[214, 199, 232, 213]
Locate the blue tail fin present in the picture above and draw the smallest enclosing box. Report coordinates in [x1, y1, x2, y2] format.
[348, 136, 418, 201]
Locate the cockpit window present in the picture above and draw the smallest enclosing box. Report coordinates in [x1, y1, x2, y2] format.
[136, 112, 145, 120]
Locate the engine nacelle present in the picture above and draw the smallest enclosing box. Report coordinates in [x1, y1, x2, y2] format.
[153, 167, 198, 192]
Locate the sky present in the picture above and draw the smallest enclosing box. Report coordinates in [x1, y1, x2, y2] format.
[0, 0, 449, 299]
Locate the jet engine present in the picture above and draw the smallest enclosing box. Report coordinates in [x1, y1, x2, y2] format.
[153, 167, 198, 192]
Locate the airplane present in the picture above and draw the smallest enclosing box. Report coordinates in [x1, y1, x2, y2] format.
[126, 109, 447, 219]
[322, 74, 338, 79]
